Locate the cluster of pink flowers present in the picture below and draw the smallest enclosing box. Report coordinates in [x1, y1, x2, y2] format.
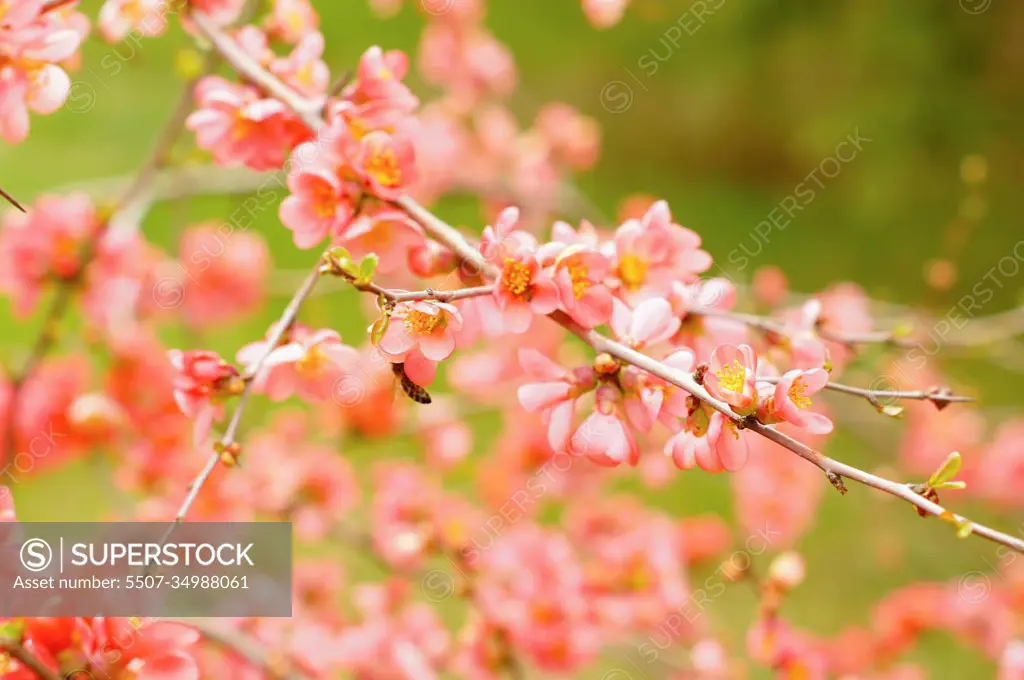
[3, 1, 1024, 679]
[0, 0, 87, 143]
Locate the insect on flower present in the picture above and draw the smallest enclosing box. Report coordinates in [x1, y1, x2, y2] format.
[391, 362, 431, 404]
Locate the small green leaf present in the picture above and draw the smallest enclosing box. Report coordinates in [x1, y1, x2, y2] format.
[328, 246, 351, 263]
[929, 451, 962, 488]
[370, 314, 390, 346]
[357, 254, 379, 284]
[0, 618, 24, 642]
[933, 480, 966, 491]
[335, 256, 358, 278]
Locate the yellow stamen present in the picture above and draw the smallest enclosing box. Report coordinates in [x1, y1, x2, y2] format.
[788, 377, 812, 409]
[404, 309, 446, 335]
[617, 254, 648, 289]
[501, 258, 532, 299]
[567, 262, 590, 300]
[715, 360, 746, 394]
[295, 345, 325, 377]
[365, 145, 401, 187]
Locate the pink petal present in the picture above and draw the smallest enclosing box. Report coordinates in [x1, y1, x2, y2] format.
[418, 332, 455, 362]
[518, 348, 567, 381]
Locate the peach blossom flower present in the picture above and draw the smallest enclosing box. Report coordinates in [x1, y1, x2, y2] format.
[705, 344, 759, 416]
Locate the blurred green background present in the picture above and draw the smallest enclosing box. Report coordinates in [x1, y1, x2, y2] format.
[2, 0, 1024, 677]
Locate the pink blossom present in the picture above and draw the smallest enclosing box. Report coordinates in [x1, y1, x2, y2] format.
[474, 526, 602, 672]
[357, 129, 418, 199]
[535, 103, 600, 170]
[98, 0, 168, 42]
[338, 210, 425, 274]
[517, 348, 595, 450]
[581, 0, 631, 28]
[0, 192, 101, 317]
[189, 0, 246, 26]
[759, 368, 833, 434]
[378, 300, 463, 362]
[732, 420, 828, 547]
[621, 348, 695, 434]
[168, 349, 240, 445]
[236, 324, 360, 402]
[491, 249, 559, 334]
[705, 343, 759, 416]
[569, 385, 639, 467]
[480, 206, 536, 262]
[264, 0, 319, 43]
[609, 200, 711, 298]
[173, 222, 271, 328]
[0, 3, 82, 143]
[186, 75, 311, 171]
[664, 407, 749, 473]
[280, 148, 359, 248]
[270, 30, 330, 99]
[551, 245, 613, 328]
[609, 297, 680, 349]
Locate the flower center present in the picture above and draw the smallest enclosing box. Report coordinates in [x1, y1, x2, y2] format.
[232, 111, 259, 141]
[312, 181, 337, 218]
[617, 254, 648, 289]
[567, 262, 590, 300]
[715, 360, 746, 394]
[788, 377, 812, 409]
[501, 257, 532, 299]
[123, 0, 148, 22]
[404, 309, 446, 335]
[531, 601, 563, 625]
[295, 345, 325, 377]
[365, 144, 401, 188]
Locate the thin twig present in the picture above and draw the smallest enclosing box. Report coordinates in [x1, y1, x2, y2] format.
[160, 261, 322, 542]
[2, 51, 220, 468]
[0, 641, 62, 680]
[329, 265, 495, 303]
[191, 11, 1024, 555]
[0, 185, 25, 212]
[756, 376, 973, 410]
[684, 307, 918, 349]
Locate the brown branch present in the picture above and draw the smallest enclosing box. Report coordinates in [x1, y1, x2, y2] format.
[756, 376, 973, 410]
[0, 185, 25, 212]
[0, 640, 61, 680]
[156, 259, 323, 550]
[324, 260, 495, 303]
[190, 11, 1024, 556]
[684, 307, 918, 349]
[2, 56, 219, 468]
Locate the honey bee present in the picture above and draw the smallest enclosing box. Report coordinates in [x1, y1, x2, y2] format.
[0, 185, 25, 212]
[391, 362, 432, 405]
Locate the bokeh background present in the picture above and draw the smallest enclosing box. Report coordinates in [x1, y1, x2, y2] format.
[2, 0, 1024, 677]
